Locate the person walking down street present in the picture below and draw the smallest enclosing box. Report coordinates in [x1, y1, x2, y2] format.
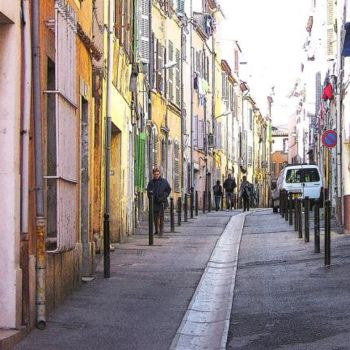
[213, 180, 223, 211]
[223, 174, 237, 210]
[147, 168, 171, 237]
[240, 175, 251, 212]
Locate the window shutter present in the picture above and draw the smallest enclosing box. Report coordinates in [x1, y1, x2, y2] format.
[139, 0, 150, 63]
[177, 0, 185, 13]
[174, 142, 180, 192]
[168, 41, 174, 101]
[198, 120, 204, 149]
[167, 141, 173, 185]
[194, 115, 198, 147]
[327, 0, 336, 60]
[175, 49, 180, 106]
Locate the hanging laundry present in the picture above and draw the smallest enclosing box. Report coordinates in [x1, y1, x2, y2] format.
[322, 82, 333, 100]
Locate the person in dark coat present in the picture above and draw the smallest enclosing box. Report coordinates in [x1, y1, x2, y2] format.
[147, 168, 171, 236]
[240, 175, 251, 212]
[223, 174, 237, 210]
[213, 180, 223, 211]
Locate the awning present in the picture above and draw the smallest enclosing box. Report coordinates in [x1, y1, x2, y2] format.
[342, 22, 350, 57]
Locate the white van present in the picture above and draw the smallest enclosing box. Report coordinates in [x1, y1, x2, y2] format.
[271, 164, 323, 212]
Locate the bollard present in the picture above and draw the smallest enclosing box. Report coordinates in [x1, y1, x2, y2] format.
[195, 190, 198, 216]
[294, 198, 298, 231]
[298, 198, 303, 239]
[184, 194, 188, 222]
[208, 191, 212, 213]
[221, 193, 224, 211]
[304, 196, 310, 243]
[289, 193, 293, 226]
[170, 197, 175, 233]
[285, 191, 289, 222]
[148, 191, 154, 246]
[190, 187, 194, 219]
[280, 191, 284, 218]
[325, 199, 331, 266]
[314, 199, 320, 253]
[177, 197, 182, 226]
[203, 191, 206, 214]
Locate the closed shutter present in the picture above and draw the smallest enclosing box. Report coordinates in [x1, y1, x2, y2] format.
[50, 0, 78, 252]
[174, 142, 180, 192]
[168, 41, 174, 101]
[167, 141, 173, 186]
[177, 0, 185, 13]
[135, 132, 146, 191]
[153, 36, 158, 89]
[327, 0, 336, 60]
[194, 115, 198, 147]
[139, 0, 150, 63]
[198, 119, 204, 149]
[175, 49, 180, 106]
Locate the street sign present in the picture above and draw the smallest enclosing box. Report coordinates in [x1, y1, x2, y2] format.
[322, 129, 337, 148]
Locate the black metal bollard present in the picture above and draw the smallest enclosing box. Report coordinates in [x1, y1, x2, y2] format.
[195, 190, 198, 216]
[170, 197, 175, 233]
[208, 191, 212, 213]
[177, 197, 182, 226]
[148, 191, 154, 246]
[298, 198, 303, 239]
[304, 196, 310, 243]
[184, 194, 188, 222]
[221, 193, 224, 211]
[289, 193, 293, 226]
[280, 191, 284, 218]
[294, 198, 298, 231]
[325, 200, 331, 266]
[190, 187, 194, 219]
[203, 191, 206, 214]
[314, 199, 320, 253]
[285, 192, 289, 222]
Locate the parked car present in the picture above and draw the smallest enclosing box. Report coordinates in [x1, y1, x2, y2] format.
[271, 164, 323, 213]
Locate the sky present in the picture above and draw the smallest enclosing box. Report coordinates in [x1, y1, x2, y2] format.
[219, 0, 312, 127]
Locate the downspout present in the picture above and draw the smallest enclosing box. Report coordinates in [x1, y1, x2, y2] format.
[104, 0, 113, 278]
[190, 0, 194, 189]
[22, 0, 31, 238]
[32, 0, 47, 329]
[180, 24, 185, 194]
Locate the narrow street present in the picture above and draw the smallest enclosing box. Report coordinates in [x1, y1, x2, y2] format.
[12, 208, 350, 350]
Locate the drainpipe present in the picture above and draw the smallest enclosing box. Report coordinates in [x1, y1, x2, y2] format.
[190, 0, 194, 190]
[180, 24, 185, 194]
[22, 0, 31, 238]
[104, 0, 113, 278]
[32, 0, 47, 329]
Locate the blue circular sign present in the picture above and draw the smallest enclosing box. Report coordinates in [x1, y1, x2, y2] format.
[322, 129, 337, 148]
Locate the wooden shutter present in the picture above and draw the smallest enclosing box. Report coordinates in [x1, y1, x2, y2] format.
[175, 49, 180, 106]
[174, 142, 180, 192]
[168, 41, 174, 101]
[139, 0, 150, 63]
[327, 0, 336, 60]
[194, 115, 198, 147]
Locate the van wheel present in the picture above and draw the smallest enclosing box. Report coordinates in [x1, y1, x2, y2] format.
[273, 206, 278, 213]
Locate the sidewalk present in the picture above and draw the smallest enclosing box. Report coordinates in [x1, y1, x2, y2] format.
[227, 209, 350, 350]
[14, 211, 238, 350]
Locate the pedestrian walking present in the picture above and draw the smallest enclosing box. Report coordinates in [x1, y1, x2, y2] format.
[223, 174, 236, 210]
[147, 168, 171, 237]
[240, 175, 251, 212]
[213, 180, 223, 211]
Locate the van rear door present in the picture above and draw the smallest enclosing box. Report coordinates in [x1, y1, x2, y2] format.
[302, 167, 322, 199]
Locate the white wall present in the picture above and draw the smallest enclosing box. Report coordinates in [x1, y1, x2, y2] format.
[0, 4, 22, 328]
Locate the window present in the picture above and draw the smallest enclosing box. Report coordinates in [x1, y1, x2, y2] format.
[248, 146, 253, 165]
[198, 119, 204, 149]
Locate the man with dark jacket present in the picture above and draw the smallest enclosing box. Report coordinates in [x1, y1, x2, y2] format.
[223, 174, 236, 210]
[147, 168, 171, 237]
